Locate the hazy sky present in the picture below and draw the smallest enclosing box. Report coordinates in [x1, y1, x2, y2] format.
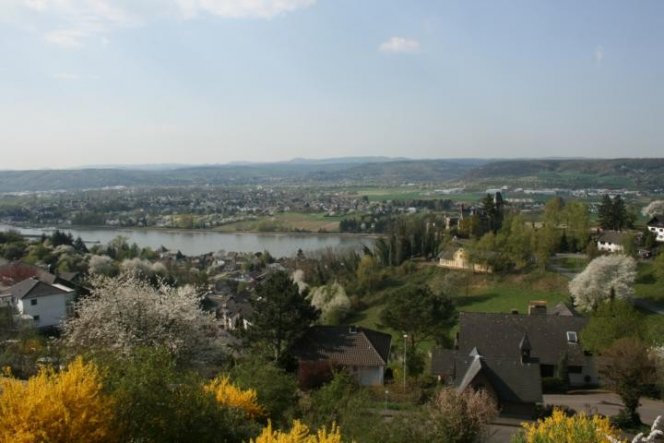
[1, 0, 663, 170]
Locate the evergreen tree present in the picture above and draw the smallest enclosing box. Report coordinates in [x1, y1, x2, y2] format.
[244, 271, 319, 364]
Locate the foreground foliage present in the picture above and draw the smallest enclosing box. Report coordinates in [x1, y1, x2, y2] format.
[205, 375, 265, 418]
[513, 409, 624, 443]
[0, 357, 116, 443]
[252, 420, 344, 443]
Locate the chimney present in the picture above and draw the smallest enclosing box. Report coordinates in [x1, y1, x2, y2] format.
[528, 300, 547, 315]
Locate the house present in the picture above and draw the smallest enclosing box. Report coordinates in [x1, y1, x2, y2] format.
[444, 311, 596, 386]
[647, 216, 664, 242]
[10, 277, 75, 328]
[292, 326, 391, 386]
[438, 246, 493, 273]
[597, 230, 626, 253]
[432, 346, 542, 417]
[211, 292, 253, 330]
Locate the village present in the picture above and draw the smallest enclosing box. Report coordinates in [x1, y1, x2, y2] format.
[0, 193, 663, 442]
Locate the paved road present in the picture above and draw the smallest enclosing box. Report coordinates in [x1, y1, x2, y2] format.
[544, 392, 664, 424]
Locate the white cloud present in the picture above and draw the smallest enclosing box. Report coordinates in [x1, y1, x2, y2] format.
[595, 45, 604, 64]
[178, 0, 316, 19]
[7, 0, 316, 48]
[379, 37, 421, 54]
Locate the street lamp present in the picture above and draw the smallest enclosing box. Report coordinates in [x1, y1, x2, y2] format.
[403, 334, 408, 389]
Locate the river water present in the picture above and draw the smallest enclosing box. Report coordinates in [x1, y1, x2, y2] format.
[0, 225, 373, 257]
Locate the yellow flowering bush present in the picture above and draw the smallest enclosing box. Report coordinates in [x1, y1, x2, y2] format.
[252, 420, 343, 443]
[515, 408, 625, 443]
[204, 375, 265, 418]
[0, 357, 117, 443]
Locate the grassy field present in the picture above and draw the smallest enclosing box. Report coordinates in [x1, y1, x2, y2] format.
[635, 262, 664, 303]
[348, 266, 571, 351]
[213, 212, 343, 233]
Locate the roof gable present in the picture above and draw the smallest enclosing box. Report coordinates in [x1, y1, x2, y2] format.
[293, 326, 392, 367]
[11, 278, 72, 300]
[458, 312, 588, 365]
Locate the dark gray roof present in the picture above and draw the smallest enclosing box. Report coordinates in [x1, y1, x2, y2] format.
[458, 312, 588, 366]
[647, 216, 664, 228]
[597, 230, 627, 245]
[292, 326, 391, 367]
[455, 354, 543, 404]
[10, 277, 71, 300]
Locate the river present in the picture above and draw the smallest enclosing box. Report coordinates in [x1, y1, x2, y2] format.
[0, 225, 374, 258]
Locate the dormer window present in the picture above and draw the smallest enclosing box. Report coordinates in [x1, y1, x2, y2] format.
[566, 331, 578, 343]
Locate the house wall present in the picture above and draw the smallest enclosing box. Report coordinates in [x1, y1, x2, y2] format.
[597, 241, 623, 253]
[17, 293, 71, 328]
[568, 356, 598, 386]
[439, 249, 492, 273]
[355, 366, 384, 386]
[648, 226, 664, 242]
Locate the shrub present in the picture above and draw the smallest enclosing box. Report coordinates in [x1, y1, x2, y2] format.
[513, 408, 623, 443]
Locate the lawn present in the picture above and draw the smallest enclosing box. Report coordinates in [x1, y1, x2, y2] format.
[214, 212, 343, 233]
[635, 262, 664, 303]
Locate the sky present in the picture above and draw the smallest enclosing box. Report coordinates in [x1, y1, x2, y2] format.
[1, 0, 663, 170]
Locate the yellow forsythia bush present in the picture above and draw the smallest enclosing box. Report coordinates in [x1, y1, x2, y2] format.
[0, 357, 116, 443]
[517, 408, 624, 443]
[252, 420, 343, 443]
[204, 375, 265, 418]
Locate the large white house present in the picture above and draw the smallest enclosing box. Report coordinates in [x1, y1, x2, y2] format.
[10, 277, 74, 328]
[596, 230, 626, 253]
[647, 216, 664, 242]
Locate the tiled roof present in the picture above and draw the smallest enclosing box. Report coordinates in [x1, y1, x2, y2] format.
[458, 312, 588, 366]
[455, 354, 543, 404]
[597, 230, 627, 245]
[292, 326, 391, 367]
[10, 278, 72, 300]
[647, 216, 664, 228]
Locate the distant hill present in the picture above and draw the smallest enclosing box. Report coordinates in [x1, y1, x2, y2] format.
[0, 159, 486, 193]
[460, 158, 664, 189]
[2, 158, 662, 193]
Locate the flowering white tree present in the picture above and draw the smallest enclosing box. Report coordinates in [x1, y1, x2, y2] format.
[642, 200, 664, 218]
[63, 274, 219, 364]
[569, 254, 637, 311]
[88, 255, 116, 276]
[309, 281, 351, 324]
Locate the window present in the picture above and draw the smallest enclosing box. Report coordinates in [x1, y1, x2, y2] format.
[33, 315, 40, 322]
[566, 331, 578, 343]
[30, 299, 37, 306]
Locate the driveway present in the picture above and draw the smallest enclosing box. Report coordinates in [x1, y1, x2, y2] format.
[544, 392, 664, 424]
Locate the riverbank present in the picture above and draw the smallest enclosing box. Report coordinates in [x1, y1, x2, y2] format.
[0, 224, 376, 258]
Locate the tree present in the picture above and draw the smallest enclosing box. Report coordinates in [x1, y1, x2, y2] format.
[580, 299, 646, 354]
[569, 255, 637, 312]
[543, 197, 565, 227]
[598, 194, 630, 231]
[230, 358, 298, 427]
[427, 388, 498, 443]
[380, 285, 457, 349]
[598, 337, 657, 425]
[564, 201, 590, 252]
[63, 274, 220, 365]
[642, 200, 664, 218]
[309, 281, 351, 325]
[514, 408, 622, 443]
[356, 254, 381, 292]
[0, 357, 116, 443]
[102, 347, 256, 443]
[244, 271, 319, 364]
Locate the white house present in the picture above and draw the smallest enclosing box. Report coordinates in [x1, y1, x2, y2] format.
[597, 230, 626, 253]
[647, 216, 664, 242]
[10, 277, 74, 328]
